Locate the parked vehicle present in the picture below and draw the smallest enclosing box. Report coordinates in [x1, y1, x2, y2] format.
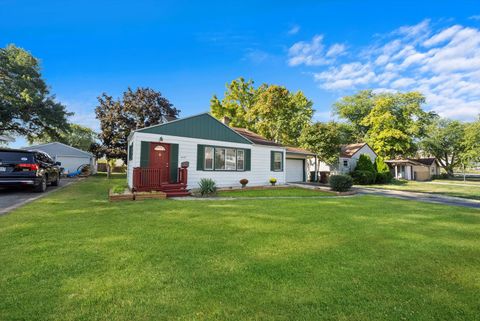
[0, 148, 61, 192]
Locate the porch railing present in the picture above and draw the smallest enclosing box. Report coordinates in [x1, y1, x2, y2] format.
[133, 167, 188, 192]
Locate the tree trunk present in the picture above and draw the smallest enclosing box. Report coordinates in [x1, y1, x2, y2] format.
[106, 159, 111, 179]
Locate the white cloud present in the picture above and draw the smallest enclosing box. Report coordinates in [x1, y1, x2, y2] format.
[288, 25, 300, 35]
[469, 15, 480, 21]
[326, 43, 347, 57]
[295, 20, 480, 120]
[288, 35, 346, 66]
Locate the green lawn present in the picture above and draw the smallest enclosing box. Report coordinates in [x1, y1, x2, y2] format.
[367, 179, 480, 200]
[218, 187, 333, 197]
[1, 175, 479, 321]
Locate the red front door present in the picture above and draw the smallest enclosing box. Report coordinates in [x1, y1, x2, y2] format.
[149, 143, 170, 184]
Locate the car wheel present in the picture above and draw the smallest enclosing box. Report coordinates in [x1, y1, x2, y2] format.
[33, 176, 47, 193]
[51, 175, 60, 186]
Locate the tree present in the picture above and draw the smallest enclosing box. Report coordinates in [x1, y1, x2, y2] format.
[421, 118, 467, 176]
[210, 78, 260, 129]
[463, 117, 480, 163]
[210, 78, 314, 145]
[299, 122, 353, 165]
[95, 87, 179, 176]
[335, 90, 436, 158]
[0, 44, 71, 140]
[31, 124, 97, 151]
[247, 85, 313, 145]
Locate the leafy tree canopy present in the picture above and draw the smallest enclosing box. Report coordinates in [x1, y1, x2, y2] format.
[0, 44, 71, 140]
[95, 87, 179, 164]
[334, 90, 436, 158]
[211, 78, 313, 145]
[299, 122, 353, 165]
[420, 118, 467, 175]
[462, 116, 480, 163]
[31, 124, 97, 152]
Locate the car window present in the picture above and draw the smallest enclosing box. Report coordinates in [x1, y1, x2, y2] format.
[0, 151, 34, 163]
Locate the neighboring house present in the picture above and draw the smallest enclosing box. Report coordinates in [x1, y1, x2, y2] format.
[386, 158, 440, 181]
[127, 113, 316, 193]
[22, 142, 97, 174]
[338, 143, 377, 173]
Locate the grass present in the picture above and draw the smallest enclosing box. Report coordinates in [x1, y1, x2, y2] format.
[0, 174, 479, 321]
[367, 179, 480, 200]
[217, 186, 333, 197]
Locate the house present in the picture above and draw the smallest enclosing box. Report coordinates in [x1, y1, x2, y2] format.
[338, 143, 377, 173]
[126, 113, 317, 194]
[386, 158, 440, 181]
[22, 142, 97, 174]
[0, 135, 14, 145]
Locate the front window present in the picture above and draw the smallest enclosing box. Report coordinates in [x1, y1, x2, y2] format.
[343, 160, 348, 167]
[237, 150, 245, 170]
[273, 152, 283, 171]
[204, 146, 214, 170]
[203, 146, 246, 171]
[214, 148, 225, 170]
[225, 149, 236, 170]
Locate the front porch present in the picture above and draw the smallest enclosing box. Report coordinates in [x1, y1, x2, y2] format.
[131, 141, 190, 197]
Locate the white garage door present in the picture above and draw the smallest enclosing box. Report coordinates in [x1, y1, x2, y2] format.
[286, 159, 304, 182]
[56, 156, 91, 173]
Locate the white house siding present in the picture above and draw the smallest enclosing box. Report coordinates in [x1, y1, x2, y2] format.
[338, 144, 377, 174]
[127, 132, 286, 189]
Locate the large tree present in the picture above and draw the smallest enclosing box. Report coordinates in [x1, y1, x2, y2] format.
[211, 78, 313, 145]
[210, 78, 260, 129]
[335, 90, 436, 158]
[31, 124, 97, 152]
[299, 122, 354, 165]
[463, 116, 480, 164]
[420, 118, 467, 176]
[0, 44, 71, 140]
[95, 87, 179, 169]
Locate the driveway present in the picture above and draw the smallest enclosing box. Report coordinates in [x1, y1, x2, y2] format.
[290, 182, 480, 209]
[0, 178, 77, 215]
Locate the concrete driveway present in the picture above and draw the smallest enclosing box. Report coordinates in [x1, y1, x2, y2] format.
[0, 178, 77, 215]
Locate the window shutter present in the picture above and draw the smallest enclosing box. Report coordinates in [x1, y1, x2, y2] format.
[280, 152, 284, 171]
[140, 141, 150, 167]
[169, 143, 179, 182]
[245, 149, 251, 171]
[270, 151, 274, 171]
[197, 144, 205, 170]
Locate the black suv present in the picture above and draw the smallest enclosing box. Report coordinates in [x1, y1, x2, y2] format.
[0, 148, 61, 192]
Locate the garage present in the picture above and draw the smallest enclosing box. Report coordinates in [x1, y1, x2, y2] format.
[22, 142, 96, 175]
[286, 158, 305, 182]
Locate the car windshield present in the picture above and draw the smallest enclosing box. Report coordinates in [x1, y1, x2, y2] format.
[0, 151, 34, 163]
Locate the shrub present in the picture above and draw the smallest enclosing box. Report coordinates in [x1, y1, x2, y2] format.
[375, 156, 389, 173]
[432, 173, 449, 180]
[375, 171, 393, 184]
[111, 185, 126, 194]
[239, 178, 249, 188]
[198, 178, 217, 196]
[329, 174, 353, 192]
[269, 177, 277, 185]
[351, 170, 376, 185]
[355, 154, 376, 172]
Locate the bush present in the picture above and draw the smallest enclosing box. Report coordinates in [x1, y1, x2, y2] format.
[375, 171, 393, 184]
[432, 173, 449, 180]
[239, 178, 249, 187]
[355, 154, 376, 172]
[375, 156, 389, 173]
[351, 170, 376, 185]
[329, 175, 353, 192]
[198, 178, 217, 196]
[269, 177, 277, 185]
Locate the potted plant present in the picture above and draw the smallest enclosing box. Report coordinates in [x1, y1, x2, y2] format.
[269, 178, 277, 186]
[239, 178, 249, 188]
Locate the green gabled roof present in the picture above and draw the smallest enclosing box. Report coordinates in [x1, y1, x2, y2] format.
[136, 113, 253, 145]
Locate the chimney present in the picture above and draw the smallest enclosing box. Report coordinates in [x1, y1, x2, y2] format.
[222, 116, 231, 126]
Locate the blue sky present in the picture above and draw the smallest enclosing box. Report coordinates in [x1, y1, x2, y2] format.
[2, 0, 480, 147]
